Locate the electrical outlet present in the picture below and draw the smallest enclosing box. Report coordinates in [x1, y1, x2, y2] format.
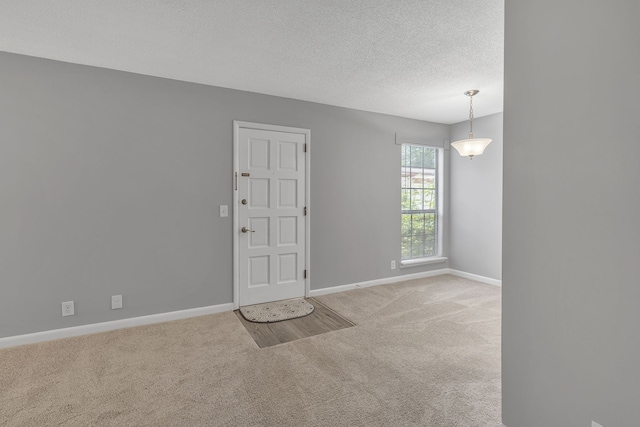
[391, 260, 396, 270]
[61, 301, 75, 317]
[111, 295, 123, 310]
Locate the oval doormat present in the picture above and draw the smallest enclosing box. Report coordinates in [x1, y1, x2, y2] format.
[240, 298, 314, 323]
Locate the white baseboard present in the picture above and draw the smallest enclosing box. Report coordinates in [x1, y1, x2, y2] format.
[310, 268, 501, 298]
[1, 268, 500, 349]
[309, 268, 450, 297]
[448, 269, 502, 287]
[0, 303, 234, 349]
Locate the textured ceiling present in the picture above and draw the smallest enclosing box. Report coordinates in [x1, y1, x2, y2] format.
[0, 0, 504, 124]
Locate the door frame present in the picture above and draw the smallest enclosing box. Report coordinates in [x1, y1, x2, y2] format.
[232, 121, 311, 309]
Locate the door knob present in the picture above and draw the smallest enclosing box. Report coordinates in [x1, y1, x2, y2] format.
[241, 227, 255, 233]
[241, 199, 248, 205]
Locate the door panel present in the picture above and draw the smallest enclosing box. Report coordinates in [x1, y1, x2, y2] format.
[278, 179, 297, 208]
[237, 127, 306, 306]
[278, 217, 297, 246]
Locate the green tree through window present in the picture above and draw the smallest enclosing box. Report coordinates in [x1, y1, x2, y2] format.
[401, 145, 437, 259]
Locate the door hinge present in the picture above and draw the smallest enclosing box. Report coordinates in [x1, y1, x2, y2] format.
[304, 143, 307, 153]
[304, 269, 307, 279]
[304, 207, 307, 216]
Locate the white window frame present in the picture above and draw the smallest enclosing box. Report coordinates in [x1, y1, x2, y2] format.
[399, 143, 446, 267]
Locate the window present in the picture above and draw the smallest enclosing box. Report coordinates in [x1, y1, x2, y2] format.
[401, 144, 439, 260]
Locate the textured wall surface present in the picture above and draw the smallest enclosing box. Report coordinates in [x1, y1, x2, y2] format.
[503, 1, 640, 425]
[449, 112, 502, 280]
[0, 52, 449, 338]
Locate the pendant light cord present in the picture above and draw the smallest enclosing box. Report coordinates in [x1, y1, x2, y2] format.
[468, 94, 474, 139]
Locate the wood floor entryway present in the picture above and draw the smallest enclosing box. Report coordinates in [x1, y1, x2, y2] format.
[235, 298, 355, 348]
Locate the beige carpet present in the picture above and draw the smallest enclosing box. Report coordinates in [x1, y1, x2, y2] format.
[0, 275, 501, 426]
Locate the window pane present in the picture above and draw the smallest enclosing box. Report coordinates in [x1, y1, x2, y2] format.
[423, 189, 435, 210]
[401, 145, 410, 167]
[424, 213, 436, 234]
[411, 235, 425, 258]
[423, 171, 435, 189]
[401, 189, 411, 210]
[411, 146, 422, 168]
[401, 172, 409, 189]
[410, 189, 422, 210]
[401, 236, 412, 259]
[411, 214, 425, 234]
[424, 148, 435, 169]
[425, 236, 436, 256]
[401, 214, 412, 235]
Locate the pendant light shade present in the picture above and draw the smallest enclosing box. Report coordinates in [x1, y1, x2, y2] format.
[451, 90, 492, 159]
[451, 137, 492, 158]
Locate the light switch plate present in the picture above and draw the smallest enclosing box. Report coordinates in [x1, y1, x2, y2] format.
[111, 295, 123, 310]
[219, 205, 228, 217]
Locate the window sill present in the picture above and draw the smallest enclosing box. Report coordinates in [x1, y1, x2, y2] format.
[400, 256, 448, 268]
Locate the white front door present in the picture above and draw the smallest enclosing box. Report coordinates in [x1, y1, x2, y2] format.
[234, 123, 308, 307]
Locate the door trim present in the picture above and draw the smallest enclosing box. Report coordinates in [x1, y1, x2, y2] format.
[232, 121, 310, 309]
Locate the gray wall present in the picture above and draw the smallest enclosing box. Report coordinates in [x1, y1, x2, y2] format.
[503, 1, 640, 426]
[0, 52, 449, 338]
[450, 112, 502, 280]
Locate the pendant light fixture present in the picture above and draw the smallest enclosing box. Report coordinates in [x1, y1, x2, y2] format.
[451, 90, 492, 159]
